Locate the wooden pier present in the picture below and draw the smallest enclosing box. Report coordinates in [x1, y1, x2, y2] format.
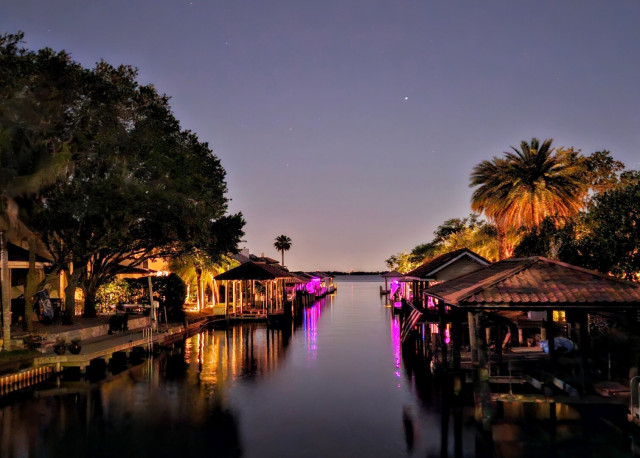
[32, 325, 185, 372]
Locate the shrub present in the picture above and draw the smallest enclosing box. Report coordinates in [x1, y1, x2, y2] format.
[96, 279, 131, 314]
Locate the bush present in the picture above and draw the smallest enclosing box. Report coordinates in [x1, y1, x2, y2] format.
[96, 278, 131, 314]
[154, 273, 187, 322]
[124, 274, 187, 322]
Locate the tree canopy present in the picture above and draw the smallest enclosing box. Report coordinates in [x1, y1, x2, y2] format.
[470, 138, 588, 258]
[274, 235, 292, 268]
[1, 33, 244, 316]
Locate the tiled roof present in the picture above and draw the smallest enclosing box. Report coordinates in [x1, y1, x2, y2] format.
[405, 248, 490, 279]
[215, 261, 300, 281]
[425, 257, 640, 308]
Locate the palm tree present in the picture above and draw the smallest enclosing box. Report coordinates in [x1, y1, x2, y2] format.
[274, 235, 292, 268]
[470, 138, 587, 259]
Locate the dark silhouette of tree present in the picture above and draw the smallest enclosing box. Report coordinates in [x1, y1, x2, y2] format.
[274, 235, 292, 268]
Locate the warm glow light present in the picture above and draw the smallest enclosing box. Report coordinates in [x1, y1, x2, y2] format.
[553, 310, 566, 322]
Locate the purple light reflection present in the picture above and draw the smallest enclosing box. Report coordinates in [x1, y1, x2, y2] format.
[391, 315, 401, 388]
[304, 303, 320, 362]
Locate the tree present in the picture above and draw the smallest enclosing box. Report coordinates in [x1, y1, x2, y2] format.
[169, 253, 238, 310]
[470, 138, 588, 259]
[274, 235, 292, 268]
[577, 181, 640, 280]
[3, 34, 245, 317]
[385, 214, 500, 272]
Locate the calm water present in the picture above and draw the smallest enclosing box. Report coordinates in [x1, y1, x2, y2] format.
[0, 278, 636, 457]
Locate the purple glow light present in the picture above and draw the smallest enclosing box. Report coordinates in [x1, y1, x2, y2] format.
[390, 280, 400, 298]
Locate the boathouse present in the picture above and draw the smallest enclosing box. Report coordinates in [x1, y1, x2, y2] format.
[214, 261, 303, 319]
[420, 256, 640, 368]
[381, 270, 403, 296]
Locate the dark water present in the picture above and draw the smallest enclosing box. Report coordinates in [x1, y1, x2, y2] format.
[0, 278, 637, 457]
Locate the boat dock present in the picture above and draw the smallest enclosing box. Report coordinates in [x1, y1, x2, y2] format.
[32, 325, 185, 372]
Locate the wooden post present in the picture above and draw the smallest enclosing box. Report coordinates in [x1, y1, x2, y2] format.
[452, 312, 461, 369]
[225, 280, 229, 320]
[474, 312, 494, 431]
[147, 276, 156, 332]
[468, 311, 478, 363]
[546, 310, 555, 359]
[438, 299, 448, 367]
[232, 281, 236, 315]
[0, 232, 10, 351]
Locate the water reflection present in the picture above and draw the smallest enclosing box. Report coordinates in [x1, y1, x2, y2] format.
[0, 319, 301, 458]
[391, 315, 402, 386]
[304, 302, 320, 363]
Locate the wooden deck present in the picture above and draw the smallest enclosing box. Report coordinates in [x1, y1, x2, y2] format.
[32, 325, 186, 371]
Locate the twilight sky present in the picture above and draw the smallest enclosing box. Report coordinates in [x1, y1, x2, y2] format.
[2, 1, 640, 271]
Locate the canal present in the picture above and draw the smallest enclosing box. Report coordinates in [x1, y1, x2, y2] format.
[2, 277, 465, 457]
[1, 277, 637, 457]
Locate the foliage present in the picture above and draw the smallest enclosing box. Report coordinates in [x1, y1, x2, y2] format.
[576, 181, 640, 280]
[1, 33, 244, 317]
[430, 218, 500, 262]
[513, 217, 581, 262]
[514, 174, 640, 281]
[95, 278, 131, 314]
[470, 138, 588, 258]
[274, 234, 292, 267]
[125, 274, 187, 322]
[385, 214, 500, 272]
[169, 253, 236, 305]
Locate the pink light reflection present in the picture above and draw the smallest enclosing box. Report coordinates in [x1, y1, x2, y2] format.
[391, 315, 401, 387]
[304, 303, 320, 362]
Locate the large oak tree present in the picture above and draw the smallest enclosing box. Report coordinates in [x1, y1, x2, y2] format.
[2, 33, 244, 317]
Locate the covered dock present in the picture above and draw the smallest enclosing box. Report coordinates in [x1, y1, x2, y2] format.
[214, 261, 303, 320]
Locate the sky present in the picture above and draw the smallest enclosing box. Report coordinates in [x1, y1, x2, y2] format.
[2, 1, 640, 271]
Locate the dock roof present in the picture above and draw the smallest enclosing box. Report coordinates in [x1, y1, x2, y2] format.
[425, 256, 640, 310]
[381, 270, 404, 278]
[215, 261, 301, 281]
